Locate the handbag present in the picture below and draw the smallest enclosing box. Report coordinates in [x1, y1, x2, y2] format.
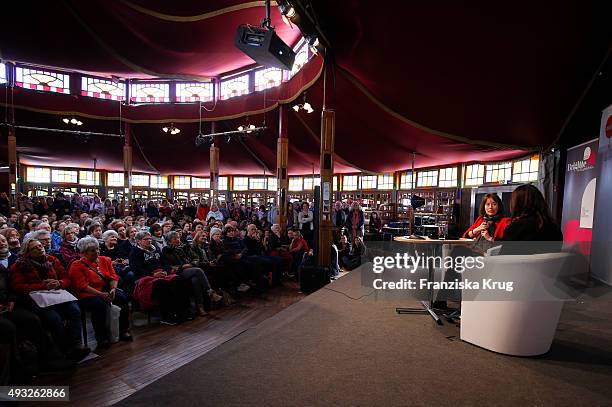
[106, 303, 121, 343]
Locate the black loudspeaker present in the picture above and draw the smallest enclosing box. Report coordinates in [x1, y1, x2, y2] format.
[235, 25, 296, 70]
[299, 266, 330, 293]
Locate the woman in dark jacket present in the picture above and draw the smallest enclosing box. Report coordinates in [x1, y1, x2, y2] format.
[500, 184, 563, 254]
[162, 231, 221, 316]
[129, 231, 190, 325]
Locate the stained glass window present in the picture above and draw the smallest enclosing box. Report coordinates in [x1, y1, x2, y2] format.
[51, 169, 77, 184]
[15, 66, 70, 94]
[303, 177, 320, 190]
[289, 177, 303, 191]
[79, 171, 100, 186]
[342, 175, 358, 191]
[218, 176, 228, 190]
[464, 164, 484, 186]
[377, 174, 394, 190]
[233, 177, 249, 191]
[267, 177, 277, 191]
[360, 175, 377, 190]
[417, 170, 438, 187]
[150, 175, 168, 188]
[254, 68, 283, 91]
[132, 174, 150, 187]
[81, 76, 125, 101]
[438, 167, 458, 187]
[192, 177, 210, 189]
[220, 74, 249, 100]
[249, 177, 267, 190]
[0, 63, 6, 84]
[173, 176, 191, 190]
[130, 82, 170, 103]
[400, 172, 414, 189]
[107, 172, 124, 187]
[175, 82, 214, 102]
[513, 156, 539, 182]
[485, 162, 512, 183]
[26, 167, 51, 183]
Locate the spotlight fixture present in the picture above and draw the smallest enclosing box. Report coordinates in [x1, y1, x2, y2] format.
[237, 124, 256, 133]
[308, 36, 323, 55]
[293, 93, 314, 113]
[62, 117, 83, 126]
[279, 3, 297, 27]
[162, 123, 180, 135]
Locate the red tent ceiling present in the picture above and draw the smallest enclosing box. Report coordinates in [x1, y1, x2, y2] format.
[1, 1, 608, 174]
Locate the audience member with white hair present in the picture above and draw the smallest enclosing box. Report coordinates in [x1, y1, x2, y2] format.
[68, 236, 132, 346]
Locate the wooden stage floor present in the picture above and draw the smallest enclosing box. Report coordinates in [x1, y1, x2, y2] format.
[29, 282, 305, 407]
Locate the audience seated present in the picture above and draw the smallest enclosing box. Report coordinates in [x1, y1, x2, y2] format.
[129, 231, 190, 325]
[10, 238, 90, 362]
[69, 236, 132, 347]
[0, 192, 378, 384]
[162, 231, 222, 317]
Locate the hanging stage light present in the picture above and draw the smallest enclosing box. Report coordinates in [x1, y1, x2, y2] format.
[62, 116, 83, 126]
[162, 123, 180, 135]
[293, 92, 314, 113]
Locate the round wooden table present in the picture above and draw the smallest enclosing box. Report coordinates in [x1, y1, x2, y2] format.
[392, 236, 475, 324]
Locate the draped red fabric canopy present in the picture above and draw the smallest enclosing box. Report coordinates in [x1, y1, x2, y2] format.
[1, 1, 608, 174]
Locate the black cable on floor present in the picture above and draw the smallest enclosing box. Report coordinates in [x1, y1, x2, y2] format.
[321, 287, 377, 301]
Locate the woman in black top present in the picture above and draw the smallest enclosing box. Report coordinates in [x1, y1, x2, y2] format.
[501, 184, 563, 255]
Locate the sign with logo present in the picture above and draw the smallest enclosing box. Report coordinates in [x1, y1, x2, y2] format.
[561, 138, 599, 256]
[591, 105, 612, 285]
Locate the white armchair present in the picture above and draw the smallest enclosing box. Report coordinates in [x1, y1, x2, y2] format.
[460, 252, 576, 356]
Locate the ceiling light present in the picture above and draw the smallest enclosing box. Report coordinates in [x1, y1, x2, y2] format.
[162, 123, 180, 134]
[293, 92, 314, 114]
[63, 116, 84, 126]
[238, 125, 244, 132]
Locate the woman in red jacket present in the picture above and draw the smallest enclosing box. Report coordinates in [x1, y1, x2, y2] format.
[463, 193, 511, 242]
[10, 238, 90, 361]
[69, 236, 132, 347]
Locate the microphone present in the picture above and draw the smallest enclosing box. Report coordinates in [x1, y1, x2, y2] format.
[472, 219, 494, 247]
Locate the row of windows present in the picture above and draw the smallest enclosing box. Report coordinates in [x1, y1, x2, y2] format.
[23, 157, 539, 192]
[4, 40, 311, 103]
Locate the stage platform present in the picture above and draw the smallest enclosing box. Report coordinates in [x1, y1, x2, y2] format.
[120, 264, 612, 406]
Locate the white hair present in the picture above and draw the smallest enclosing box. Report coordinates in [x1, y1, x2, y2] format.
[77, 236, 100, 253]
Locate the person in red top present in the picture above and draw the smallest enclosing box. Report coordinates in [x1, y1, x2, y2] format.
[289, 230, 309, 274]
[69, 236, 132, 347]
[463, 193, 511, 242]
[196, 199, 210, 222]
[10, 238, 90, 361]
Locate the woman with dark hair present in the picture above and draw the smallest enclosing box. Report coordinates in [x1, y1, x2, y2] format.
[286, 202, 298, 229]
[463, 193, 511, 242]
[503, 184, 563, 245]
[145, 201, 159, 219]
[368, 211, 383, 238]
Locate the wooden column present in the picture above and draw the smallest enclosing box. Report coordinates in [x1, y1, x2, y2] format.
[276, 105, 289, 232]
[210, 122, 219, 204]
[317, 109, 335, 266]
[318, 62, 336, 267]
[8, 125, 17, 196]
[123, 122, 133, 214]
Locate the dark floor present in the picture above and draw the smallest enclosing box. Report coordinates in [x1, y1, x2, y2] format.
[28, 282, 305, 407]
[119, 267, 612, 407]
